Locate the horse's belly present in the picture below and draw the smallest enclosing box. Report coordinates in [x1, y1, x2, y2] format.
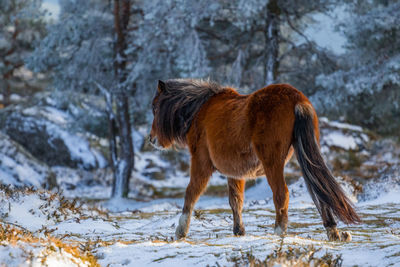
[209, 148, 264, 178]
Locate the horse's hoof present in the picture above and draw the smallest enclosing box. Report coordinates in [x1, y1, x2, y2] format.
[341, 231, 352, 242]
[326, 227, 341, 241]
[233, 224, 245, 236]
[175, 214, 189, 240]
[175, 226, 187, 240]
[274, 225, 286, 236]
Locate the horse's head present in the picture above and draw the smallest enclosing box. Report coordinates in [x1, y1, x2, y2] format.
[149, 78, 224, 149]
[149, 80, 173, 149]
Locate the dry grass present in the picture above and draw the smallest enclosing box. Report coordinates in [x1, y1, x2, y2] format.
[228, 239, 342, 267]
[0, 223, 99, 266]
[0, 185, 103, 266]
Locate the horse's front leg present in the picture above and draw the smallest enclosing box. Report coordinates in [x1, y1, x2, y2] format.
[228, 178, 246, 236]
[175, 154, 213, 239]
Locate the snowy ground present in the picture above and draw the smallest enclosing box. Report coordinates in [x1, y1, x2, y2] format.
[1, 174, 399, 267]
[1, 111, 399, 266]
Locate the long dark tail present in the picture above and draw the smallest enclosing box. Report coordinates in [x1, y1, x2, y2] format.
[293, 103, 361, 224]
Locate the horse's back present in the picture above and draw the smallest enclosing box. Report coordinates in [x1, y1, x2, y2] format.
[247, 83, 309, 120]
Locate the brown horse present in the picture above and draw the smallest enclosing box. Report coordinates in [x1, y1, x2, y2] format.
[149, 79, 360, 241]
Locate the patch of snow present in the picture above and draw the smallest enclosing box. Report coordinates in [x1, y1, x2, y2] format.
[0, 132, 49, 188]
[45, 96, 57, 106]
[319, 117, 363, 132]
[22, 106, 39, 116]
[42, 0, 60, 20]
[10, 94, 22, 101]
[34, 250, 89, 267]
[99, 138, 109, 147]
[52, 218, 118, 237]
[286, 178, 315, 209]
[8, 106, 106, 169]
[52, 166, 112, 199]
[44, 106, 69, 124]
[0, 169, 18, 185]
[44, 121, 104, 169]
[52, 166, 82, 186]
[323, 131, 358, 150]
[0, 239, 89, 267]
[0, 245, 31, 267]
[359, 174, 400, 205]
[132, 129, 145, 150]
[382, 152, 397, 164]
[2, 194, 52, 231]
[0, 191, 76, 231]
[140, 202, 181, 213]
[92, 149, 108, 168]
[0, 155, 43, 187]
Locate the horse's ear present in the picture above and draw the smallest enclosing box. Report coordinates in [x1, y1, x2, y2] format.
[158, 80, 165, 93]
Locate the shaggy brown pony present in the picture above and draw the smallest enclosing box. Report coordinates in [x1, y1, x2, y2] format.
[149, 79, 360, 241]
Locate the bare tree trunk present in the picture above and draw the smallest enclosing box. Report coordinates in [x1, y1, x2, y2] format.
[265, 0, 280, 85]
[111, 0, 134, 199]
[1, 80, 11, 107]
[113, 93, 133, 198]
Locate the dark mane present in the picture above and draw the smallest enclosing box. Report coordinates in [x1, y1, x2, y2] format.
[155, 79, 226, 145]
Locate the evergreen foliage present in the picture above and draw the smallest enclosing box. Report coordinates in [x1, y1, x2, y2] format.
[314, 1, 400, 135]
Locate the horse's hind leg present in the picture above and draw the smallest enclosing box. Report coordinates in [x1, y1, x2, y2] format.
[321, 204, 352, 241]
[175, 154, 213, 239]
[252, 109, 293, 235]
[228, 178, 246, 236]
[263, 163, 289, 235]
[321, 205, 340, 241]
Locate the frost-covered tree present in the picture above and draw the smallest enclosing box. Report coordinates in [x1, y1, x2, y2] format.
[314, 1, 400, 135]
[0, 0, 46, 106]
[128, 0, 336, 95]
[190, 0, 337, 91]
[262, 0, 337, 86]
[28, 0, 135, 198]
[28, 0, 114, 93]
[126, 0, 219, 113]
